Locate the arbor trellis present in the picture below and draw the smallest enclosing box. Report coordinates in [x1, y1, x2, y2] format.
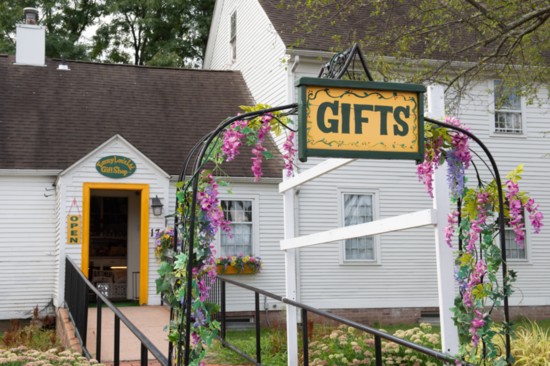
[155, 45, 543, 366]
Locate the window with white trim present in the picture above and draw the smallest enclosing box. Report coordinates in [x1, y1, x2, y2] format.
[504, 216, 527, 260]
[220, 199, 252, 256]
[342, 193, 376, 261]
[494, 80, 523, 134]
[229, 11, 236, 63]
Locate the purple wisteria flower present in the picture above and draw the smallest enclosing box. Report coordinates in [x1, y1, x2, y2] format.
[525, 197, 544, 234]
[469, 309, 486, 347]
[417, 136, 443, 198]
[250, 115, 272, 181]
[222, 120, 247, 161]
[197, 173, 231, 236]
[444, 210, 459, 247]
[506, 180, 525, 248]
[282, 131, 297, 177]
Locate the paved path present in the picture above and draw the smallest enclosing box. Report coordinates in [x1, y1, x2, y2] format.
[86, 306, 240, 365]
[87, 306, 170, 363]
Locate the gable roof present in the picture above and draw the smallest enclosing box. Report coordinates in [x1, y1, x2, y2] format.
[0, 55, 283, 178]
[59, 134, 170, 179]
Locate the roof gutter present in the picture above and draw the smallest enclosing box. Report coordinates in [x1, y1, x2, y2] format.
[170, 176, 282, 184]
[0, 169, 62, 176]
[286, 47, 514, 79]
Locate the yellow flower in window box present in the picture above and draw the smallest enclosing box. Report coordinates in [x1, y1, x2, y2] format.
[216, 255, 262, 275]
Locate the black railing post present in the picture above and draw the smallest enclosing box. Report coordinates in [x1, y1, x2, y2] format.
[114, 315, 120, 366]
[96, 296, 102, 362]
[255, 292, 261, 364]
[221, 280, 226, 341]
[374, 335, 382, 366]
[168, 307, 174, 366]
[64, 257, 168, 365]
[215, 275, 470, 366]
[141, 343, 148, 366]
[302, 309, 309, 366]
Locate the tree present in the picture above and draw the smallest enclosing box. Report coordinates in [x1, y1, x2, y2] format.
[0, 0, 215, 68]
[288, 0, 549, 103]
[91, 0, 215, 67]
[0, 0, 103, 60]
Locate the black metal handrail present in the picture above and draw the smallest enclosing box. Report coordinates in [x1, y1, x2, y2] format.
[213, 275, 472, 366]
[64, 256, 168, 366]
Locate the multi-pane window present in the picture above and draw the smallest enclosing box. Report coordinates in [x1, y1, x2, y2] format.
[343, 194, 375, 261]
[494, 80, 522, 134]
[504, 217, 527, 260]
[220, 200, 252, 256]
[230, 11, 237, 62]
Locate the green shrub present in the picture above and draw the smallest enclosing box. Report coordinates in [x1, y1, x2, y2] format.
[1, 321, 59, 352]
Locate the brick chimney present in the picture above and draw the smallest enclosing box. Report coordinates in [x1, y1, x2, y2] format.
[15, 8, 46, 66]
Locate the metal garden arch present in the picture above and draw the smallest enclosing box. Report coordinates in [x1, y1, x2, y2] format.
[172, 44, 512, 365]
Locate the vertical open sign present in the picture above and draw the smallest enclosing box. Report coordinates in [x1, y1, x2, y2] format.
[67, 214, 82, 244]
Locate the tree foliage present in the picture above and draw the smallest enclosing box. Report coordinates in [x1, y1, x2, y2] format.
[290, 0, 549, 102]
[0, 0, 214, 67]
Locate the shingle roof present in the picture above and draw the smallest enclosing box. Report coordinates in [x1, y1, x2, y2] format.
[0, 55, 284, 178]
[259, 0, 429, 54]
[258, 0, 550, 65]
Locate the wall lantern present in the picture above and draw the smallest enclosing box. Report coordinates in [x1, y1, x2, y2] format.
[151, 195, 163, 217]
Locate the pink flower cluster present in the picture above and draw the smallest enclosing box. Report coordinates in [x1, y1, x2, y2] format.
[197, 173, 230, 236]
[506, 180, 525, 248]
[282, 131, 297, 177]
[417, 136, 443, 198]
[463, 260, 486, 309]
[222, 120, 247, 161]
[466, 193, 490, 252]
[444, 209, 459, 247]
[525, 197, 544, 234]
[251, 114, 272, 182]
[446, 117, 471, 170]
[470, 309, 486, 347]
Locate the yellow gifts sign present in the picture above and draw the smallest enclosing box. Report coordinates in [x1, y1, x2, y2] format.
[297, 78, 425, 162]
[67, 214, 81, 244]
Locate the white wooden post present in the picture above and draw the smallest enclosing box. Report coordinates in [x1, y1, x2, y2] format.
[428, 85, 459, 354]
[283, 187, 299, 366]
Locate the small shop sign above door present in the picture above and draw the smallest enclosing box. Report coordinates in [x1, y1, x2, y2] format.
[96, 155, 136, 179]
[297, 77, 425, 162]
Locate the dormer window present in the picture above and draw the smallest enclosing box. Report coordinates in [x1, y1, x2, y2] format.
[230, 11, 237, 63]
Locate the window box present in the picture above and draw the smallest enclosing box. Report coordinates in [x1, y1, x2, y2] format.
[216, 255, 262, 275]
[216, 264, 257, 275]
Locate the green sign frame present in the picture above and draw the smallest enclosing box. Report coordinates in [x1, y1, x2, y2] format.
[297, 77, 425, 162]
[96, 155, 137, 179]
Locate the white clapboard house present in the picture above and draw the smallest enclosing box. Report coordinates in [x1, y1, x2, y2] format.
[0, 19, 288, 320]
[204, 0, 550, 323]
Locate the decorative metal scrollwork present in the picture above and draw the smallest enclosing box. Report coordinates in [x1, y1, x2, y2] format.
[318, 43, 374, 81]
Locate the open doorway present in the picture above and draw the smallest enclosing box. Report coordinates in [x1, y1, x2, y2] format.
[89, 194, 131, 301]
[82, 183, 149, 304]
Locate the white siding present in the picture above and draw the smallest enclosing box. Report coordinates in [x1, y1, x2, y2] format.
[58, 137, 170, 306]
[295, 159, 438, 308]
[206, 0, 550, 311]
[0, 175, 57, 319]
[452, 82, 550, 306]
[220, 183, 285, 311]
[166, 181, 285, 312]
[204, 0, 288, 107]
